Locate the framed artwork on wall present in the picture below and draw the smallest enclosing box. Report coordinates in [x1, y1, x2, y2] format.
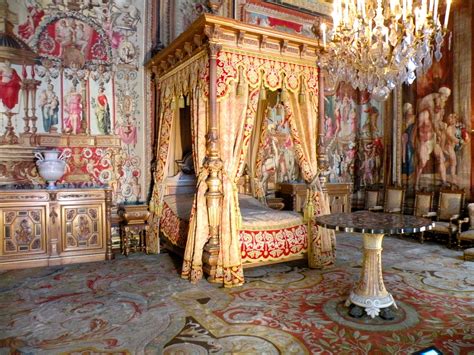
[263, 0, 332, 16]
[240, 0, 326, 38]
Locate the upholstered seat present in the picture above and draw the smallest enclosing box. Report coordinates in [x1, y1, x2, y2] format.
[383, 186, 405, 214]
[413, 191, 434, 243]
[459, 230, 474, 241]
[422, 189, 464, 247]
[365, 188, 382, 211]
[432, 221, 458, 234]
[458, 203, 474, 248]
[464, 248, 474, 261]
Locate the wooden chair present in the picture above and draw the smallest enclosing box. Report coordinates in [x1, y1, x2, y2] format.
[364, 188, 383, 212]
[457, 203, 474, 248]
[413, 191, 435, 243]
[430, 189, 465, 248]
[383, 186, 405, 214]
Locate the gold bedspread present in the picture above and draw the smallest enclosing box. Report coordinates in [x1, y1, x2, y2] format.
[162, 194, 304, 230]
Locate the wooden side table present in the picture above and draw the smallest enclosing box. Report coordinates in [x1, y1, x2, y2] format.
[327, 183, 352, 213]
[278, 182, 307, 212]
[118, 204, 150, 256]
[277, 182, 352, 213]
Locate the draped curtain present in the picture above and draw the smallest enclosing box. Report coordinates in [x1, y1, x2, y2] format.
[149, 51, 208, 254]
[181, 84, 210, 282]
[215, 83, 260, 287]
[148, 100, 176, 254]
[285, 89, 336, 267]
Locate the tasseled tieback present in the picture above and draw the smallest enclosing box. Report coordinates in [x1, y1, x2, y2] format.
[303, 172, 323, 223]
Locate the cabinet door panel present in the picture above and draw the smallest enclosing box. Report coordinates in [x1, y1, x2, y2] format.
[61, 204, 103, 251]
[1, 207, 47, 256]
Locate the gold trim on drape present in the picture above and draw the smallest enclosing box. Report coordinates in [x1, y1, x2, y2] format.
[214, 83, 261, 287]
[182, 85, 210, 282]
[149, 53, 209, 255]
[285, 86, 336, 268]
[148, 101, 176, 253]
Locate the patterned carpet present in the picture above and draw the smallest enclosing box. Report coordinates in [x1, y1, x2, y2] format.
[1, 233, 473, 354]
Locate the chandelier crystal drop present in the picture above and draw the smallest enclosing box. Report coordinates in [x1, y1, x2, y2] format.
[318, 0, 452, 101]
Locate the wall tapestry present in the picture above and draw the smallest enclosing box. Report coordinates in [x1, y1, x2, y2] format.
[400, 35, 471, 194]
[324, 83, 385, 193]
[257, 94, 301, 194]
[1, 0, 148, 204]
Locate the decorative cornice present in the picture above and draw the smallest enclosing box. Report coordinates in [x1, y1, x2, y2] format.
[146, 14, 322, 75]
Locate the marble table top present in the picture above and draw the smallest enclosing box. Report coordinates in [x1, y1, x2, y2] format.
[315, 210, 434, 234]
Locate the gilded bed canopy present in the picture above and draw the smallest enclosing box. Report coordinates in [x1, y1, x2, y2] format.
[146, 14, 335, 287]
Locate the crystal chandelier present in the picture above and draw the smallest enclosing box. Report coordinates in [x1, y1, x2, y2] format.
[318, 0, 452, 101]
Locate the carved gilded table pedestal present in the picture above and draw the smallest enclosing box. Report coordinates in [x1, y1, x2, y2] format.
[346, 232, 396, 318]
[315, 211, 433, 319]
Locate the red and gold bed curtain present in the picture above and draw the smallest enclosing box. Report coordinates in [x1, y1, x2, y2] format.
[215, 82, 260, 287]
[182, 83, 211, 282]
[148, 99, 175, 253]
[149, 51, 209, 254]
[181, 77, 260, 286]
[284, 79, 336, 268]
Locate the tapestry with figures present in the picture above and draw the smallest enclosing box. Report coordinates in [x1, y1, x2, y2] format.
[324, 83, 386, 192]
[0, 0, 149, 204]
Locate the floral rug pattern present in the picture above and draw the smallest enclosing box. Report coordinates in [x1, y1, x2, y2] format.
[0, 234, 473, 354]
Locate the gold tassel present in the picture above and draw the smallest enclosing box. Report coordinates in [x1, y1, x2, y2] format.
[281, 88, 288, 102]
[299, 92, 305, 104]
[303, 189, 314, 223]
[178, 95, 185, 108]
[233, 183, 242, 230]
[186, 94, 190, 106]
[237, 81, 244, 96]
[299, 82, 306, 103]
[236, 67, 244, 96]
[259, 86, 267, 101]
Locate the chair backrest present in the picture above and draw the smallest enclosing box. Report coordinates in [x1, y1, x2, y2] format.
[468, 203, 474, 229]
[384, 186, 405, 213]
[413, 191, 434, 217]
[437, 189, 464, 221]
[365, 189, 381, 210]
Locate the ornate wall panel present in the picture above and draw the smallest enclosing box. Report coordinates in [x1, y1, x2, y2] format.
[1, 0, 149, 204]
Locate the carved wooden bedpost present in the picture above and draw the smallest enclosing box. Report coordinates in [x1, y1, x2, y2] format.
[317, 67, 329, 189]
[203, 39, 223, 282]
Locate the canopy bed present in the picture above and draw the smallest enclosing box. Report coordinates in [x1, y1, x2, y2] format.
[146, 14, 335, 287]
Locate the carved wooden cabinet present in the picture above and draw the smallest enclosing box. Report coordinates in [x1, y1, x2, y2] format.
[0, 187, 113, 270]
[277, 182, 352, 213]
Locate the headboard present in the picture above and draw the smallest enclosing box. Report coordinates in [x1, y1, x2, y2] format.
[164, 171, 252, 196]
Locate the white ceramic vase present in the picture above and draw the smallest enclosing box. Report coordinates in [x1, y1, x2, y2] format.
[35, 149, 67, 189]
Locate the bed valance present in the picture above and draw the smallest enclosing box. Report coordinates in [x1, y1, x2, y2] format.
[146, 14, 335, 287]
[155, 48, 319, 103]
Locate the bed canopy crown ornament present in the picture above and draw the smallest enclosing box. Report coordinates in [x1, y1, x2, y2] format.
[146, 15, 335, 287]
[317, 0, 452, 101]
